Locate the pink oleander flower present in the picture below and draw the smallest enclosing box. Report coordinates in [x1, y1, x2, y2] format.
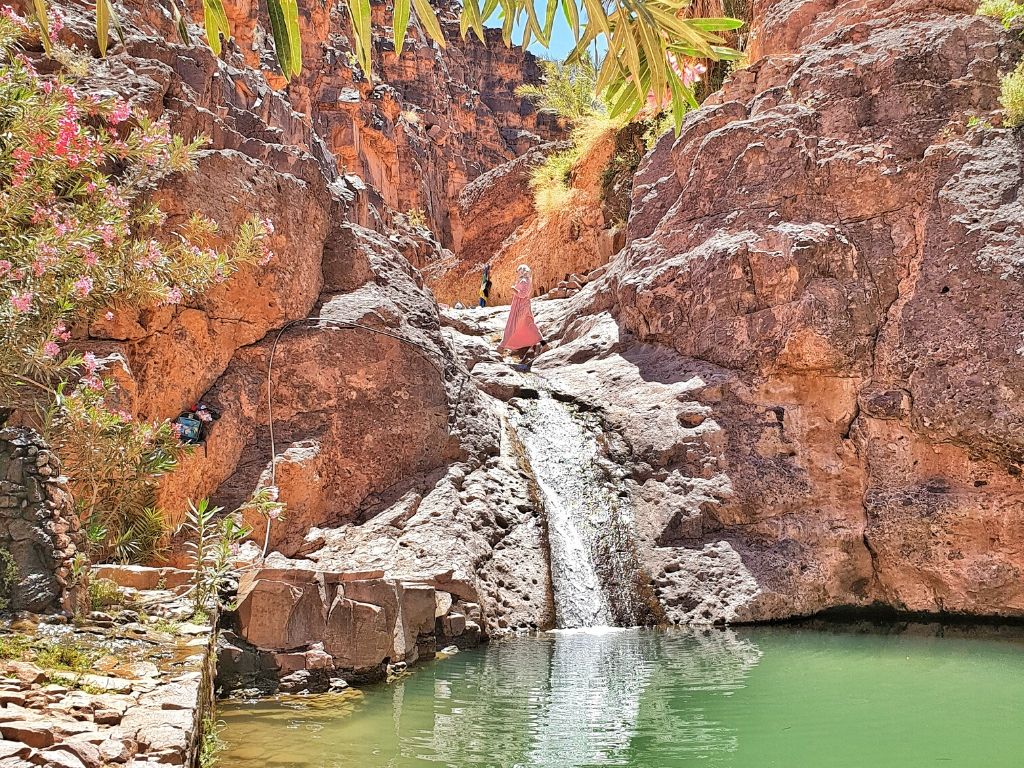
[10, 292, 33, 313]
[0, 260, 11, 275]
[117, 410, 133, 422]
[53, 322, 71, 342]
[98, 225, 115, 247]
[262, 217, 275, 235]
[165, 287, 183, 305]
[73, 275, 93, 297]
[82, 374, 103, 391]
[265, 486, 279, 502]
[31, 260, 46, 277]
[104, 311, 114, 321]
[82, 352, 98, 374]
[83, 250, 98, 267]
[108, 99, 131, 126]
[170, 422, 184, 439]
[43, 341, 60, 357]
[268, 506, 282, 520]
[259, 249, 275, 266]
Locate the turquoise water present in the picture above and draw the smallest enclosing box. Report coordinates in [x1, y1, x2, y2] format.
[218, 625, 1024, 767]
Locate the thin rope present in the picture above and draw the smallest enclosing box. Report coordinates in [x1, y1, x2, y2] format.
[260, 317, 467, 560]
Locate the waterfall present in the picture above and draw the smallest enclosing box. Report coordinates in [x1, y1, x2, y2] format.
[509, 393, 620, 629]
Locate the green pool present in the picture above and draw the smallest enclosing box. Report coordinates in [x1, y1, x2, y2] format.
[218, 625, 1024, 767]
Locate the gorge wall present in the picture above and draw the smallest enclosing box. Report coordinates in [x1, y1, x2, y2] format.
[13, 0, 1024, 663]
[556, 0, 1024, 620]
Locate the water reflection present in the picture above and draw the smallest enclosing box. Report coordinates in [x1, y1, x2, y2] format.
[219, 627, 763, 768]
[220, 625, 1024, 767]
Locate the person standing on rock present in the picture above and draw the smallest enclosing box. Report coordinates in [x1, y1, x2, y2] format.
[479, 264, 493, 308]
[498, 264, 544, 366]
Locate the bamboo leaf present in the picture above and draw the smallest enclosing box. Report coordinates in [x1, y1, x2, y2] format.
[461, 0, 485, 43]
[96, 0, 110, 57]
[282, 0, 302, 77]
[393, 0, 411, 56]
[346, 0, 373, 76]
[411, 0, 447, 49]
[32, 0, 52, 54]
[482, 0, 501, 23]
[202, 0, 231, 56]
[267, 0, 293, 77]
[560, 0, 579, 42]
[687, 17, 745, 32]
[543, 0, 558, 42]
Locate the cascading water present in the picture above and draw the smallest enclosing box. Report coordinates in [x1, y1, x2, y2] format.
[509, 392, 652, 629]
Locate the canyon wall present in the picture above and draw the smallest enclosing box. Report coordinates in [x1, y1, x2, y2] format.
[557, 0, 1024, 620]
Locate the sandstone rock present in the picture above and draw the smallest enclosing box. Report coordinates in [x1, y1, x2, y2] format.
[323, 595, 391, 670]
[0, 742, 31, 762]
[98, 739, 132, 764]
[0, 666, 43, 688]
[48, 742, 101, 768]
[0, 723, 53, 749]
[34, 749, 86, 768]
[236, 578, 326, 651]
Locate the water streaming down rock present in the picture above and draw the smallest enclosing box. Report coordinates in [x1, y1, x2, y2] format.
[509, 392, 655, 629]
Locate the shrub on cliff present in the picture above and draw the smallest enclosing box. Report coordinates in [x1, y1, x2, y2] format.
[1001, 61, 1024, 127]
[978, 0, 1024, 28]
[0, 12, 272, 562]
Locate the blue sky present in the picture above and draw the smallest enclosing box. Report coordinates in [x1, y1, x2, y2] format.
[497, 12, 603, 61]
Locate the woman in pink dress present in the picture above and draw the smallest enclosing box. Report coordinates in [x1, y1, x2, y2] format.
[498, 264, 544, 362]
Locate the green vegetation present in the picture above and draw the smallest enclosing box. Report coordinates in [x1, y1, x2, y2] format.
[199, 716, 227, 768]
[0, 550, 17, 612]
[405, 208, 428, 229]
[518, 60, 624, 213]
[518, 60, 605, 123]
[34, 640, 96, 672]
[180, 498, 254, 616]
[88, 577, 125, 611]
[0, 15, 275, 564]
[978, 0, 1024, 27]
[0, 633, 32, 660]
[29, 0, 740, 131]
[1001, 62, 1024, 127]
[147, 617, 181, 635]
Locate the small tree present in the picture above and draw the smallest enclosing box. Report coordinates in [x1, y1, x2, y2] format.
[0, 12, 274, 561]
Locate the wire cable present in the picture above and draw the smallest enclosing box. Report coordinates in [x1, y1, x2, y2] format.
[260, 316, 468, 559]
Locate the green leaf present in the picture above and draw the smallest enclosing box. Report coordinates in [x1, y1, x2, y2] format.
[346, 0, 373, 76]
[96, 0, 110, 57]
[412, 0, 447, 49]
[267, 0, 294, 78]
[461, 0, 486, 43]
[560, 0, 579, 42]
[32, 0, 52, 54]
[393, 0, 411, 56]
[202, 0, 231, 56]
[282, 0, 302, 77]
[171, 1, 192, 45]
[686, 17, 745, 32]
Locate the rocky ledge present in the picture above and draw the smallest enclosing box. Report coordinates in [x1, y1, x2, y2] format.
[0, 567, 214, 768]
[219, 564, 483, 695]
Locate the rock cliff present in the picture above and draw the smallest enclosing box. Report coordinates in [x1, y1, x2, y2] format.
[551, 0, 1024, 620]
[11, 0, 1024, 673]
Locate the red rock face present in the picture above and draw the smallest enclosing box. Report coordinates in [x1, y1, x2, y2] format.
[9, 0, 557, 632]
[212, 0, 564, 246]
[593, 0, 1024, 618]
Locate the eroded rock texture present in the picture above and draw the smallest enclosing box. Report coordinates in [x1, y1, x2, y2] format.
[571, 0, 1024, 620]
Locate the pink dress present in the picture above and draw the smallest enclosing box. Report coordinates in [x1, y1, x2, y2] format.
[499, 276, 543, 351]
